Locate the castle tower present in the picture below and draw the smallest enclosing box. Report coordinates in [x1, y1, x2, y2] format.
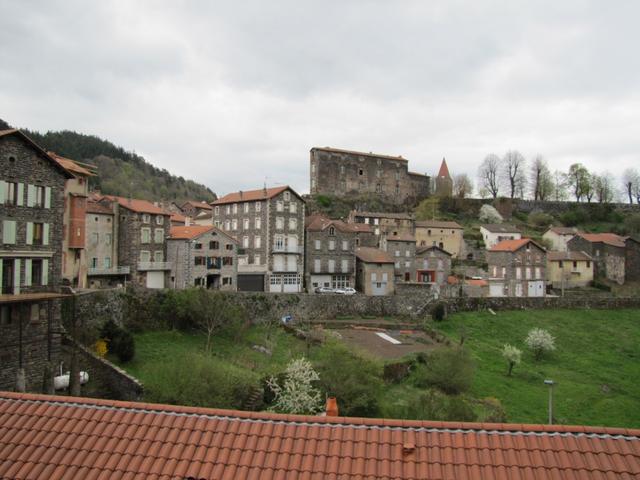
[435, 157, 453, 197]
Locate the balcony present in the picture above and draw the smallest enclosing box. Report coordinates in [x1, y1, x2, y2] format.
[137, 261, 171, 271]
[272, 245, 303, 254]
[272, 264, 301, 273]
[88, 266, 130, 276]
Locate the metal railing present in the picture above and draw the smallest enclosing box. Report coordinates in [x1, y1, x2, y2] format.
[137, 261, 171, 271]
[88, 266, 131, 276]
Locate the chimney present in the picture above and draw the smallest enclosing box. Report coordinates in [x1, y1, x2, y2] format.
[325, 397, 339, 417]
[239, 190, 243, 199]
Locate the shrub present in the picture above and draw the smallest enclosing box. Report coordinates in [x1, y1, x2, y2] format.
[528, 212, 554, 227]
[591, 280, 612, 292]
[502, 344, 522, 376]
[559, 209, 587, 227]
[525, 328, 556, 360]
[399, 389, 477, 422]
[479, 204, 503, 223]
[100, 320, 136, 362]
[431, 303, 446, 322]
[316, 195, 332, 207]
[267, 358, 323, 415]
[417, 347, 475, 395]
[93, 339, 108, 358]
[624, 214, 640, 234]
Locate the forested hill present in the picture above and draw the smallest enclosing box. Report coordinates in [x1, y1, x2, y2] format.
[0, 118, 216, 203]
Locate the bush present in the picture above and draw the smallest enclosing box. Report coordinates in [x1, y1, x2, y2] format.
[559, 209, 587, 227]
[267, 358, 323, 415]
[591, 280, 612, 292]
[399, 389, 477, 422]
[100, 320, 136, 362]
[624, 214, 640, 234]
[417, 347, 475, 395]
[528, 212, 554, 227]
[431, 303, 446, 322]
[525, 328, 556, 360]
[316, 195, 332, 207]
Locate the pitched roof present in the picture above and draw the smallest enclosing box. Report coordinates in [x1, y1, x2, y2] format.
[311, 146, 408, 162]
[100, 195, 169, 215]
[212, 186, 296, 205]
[548, 250, 593, 262]
[351, 210, 414, 220]
[385, 233, 416, 243]
[0, 129, 74, 179]
[577, 233, 626, 248]
[481, 224, 521, 234]
[170, 212, 187, 223]
[490, 238, 545, 253]
[437, 157, 451, 178]
[86, 200, 114, 215]
[169, 225, 214, 240]
[305, 215, 375, 234]
[1, 391, 639, 480]
[355, 247, 394, 263]
[182, 200, 213, 210]
[415, 220, 463, 229]
[416, 245, 453, 256]
[47, 151, 95, 177]
[547, 226, 579, 236]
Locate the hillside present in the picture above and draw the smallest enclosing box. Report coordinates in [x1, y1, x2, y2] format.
[0, 118, 215, 203]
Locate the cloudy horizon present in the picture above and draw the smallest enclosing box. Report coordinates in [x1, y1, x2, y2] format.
[1, 1, 639, 197]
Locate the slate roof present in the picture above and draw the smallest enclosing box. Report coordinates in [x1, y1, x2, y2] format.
[351, 211, 414, 221]
[305, 214, 373, 234]
[212, 186, 299, 205]
[489, 238, 545, 253]
[416, 245, 453, 257]
[355, 247, 395, 263]
[480, 224, 521, 234]
[1, 391, 639, 480]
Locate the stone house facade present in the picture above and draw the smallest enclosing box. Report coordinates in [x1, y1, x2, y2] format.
[414, 220, 463, 258]
[212, 186, 305, 292]
[348, 210, 414, 240]
[542, 227, 579, 252]
[355, 247, 395, 296]
[304, 214, 374, 292]
[180, 200, 213, 220]
[380, 234, 416, 283]
[480, 224, 522, 250]
[310, 147, 430, 205]
[625, 237, 640, 283]
[487, 238, 546, 297]
[0, 129, 72, 391]
[567, 233, 626, 285]
[415, 246, 452, 285]
[546, 251, 593, 289]
[167, 225, 238, 290]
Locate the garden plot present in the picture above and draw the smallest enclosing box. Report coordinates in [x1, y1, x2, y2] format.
[336, 328, 438, 359]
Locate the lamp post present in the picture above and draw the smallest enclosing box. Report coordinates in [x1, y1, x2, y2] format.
[544, 379, 555, 424]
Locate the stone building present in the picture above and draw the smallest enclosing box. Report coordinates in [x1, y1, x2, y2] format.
[212, 186, 305, 292]
[49, 152, 95, 289]
[415, 246, 452, 285]
[434, 158, 453, 197]
[180, 200, 213, 220]
[567, 233, 626, 285]
[0, 129, 72, 391]
[97, 195, 171, 289]
[487, 238, 546, 297]
[380, 233, 416, 283]
[348, 210, 414, 239]
[310, 147, 430, 205]
[85, 199, 130, 288]
[355, 247, 395, 296]
[542, 227, 579, 252]
[304, 214, 374, 292]
[167, 225, 238, 290]
[414, 220, 464, 258]
[625, 237, 640, 283]
[480, 224, 522, 250]
[546, 251, 593, 289]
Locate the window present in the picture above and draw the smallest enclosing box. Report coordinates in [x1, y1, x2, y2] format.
[395, 250, 400, 257]
[376, 169, 382, 178]
[90, 257, 99, 268]
[0, 305, 12, 326]
[31, 259, 43, 285]
[329, 226, 335, 236]
[328, 240, 335, 251]
[405, 261, 411, 268]
[226, 205, 231, 214]
[573, 261, 578, 269]
[34, 186, 45, 207]
[359, 168, 364, 176]
[587, 261, 591, 268]
[374, 218, 379, 225]
[214, 220, 221, 228]
[104, 257, 112, 268]
[276, 217, 284, 230]
[214, 206, 219, 215]
[275, 235, 285, 250]
[340, 165, 345, 175]
[156, 215, 164, 225]
[154, 228, 164, 243]
[225, 244, 234, 251]
[405, 250, 410, 257]
[289, 218, 297, 231]
[255, 202, 261, 212]
[232, 204, 238, 214]
[341, 259, 349, 272]
[194, 256, 206, 266]
[314, 259, 321, 273]
[142, 214, 151, 223]
[328, 260, 335, 273]
[315, 239, 321, 250]
[154, 251, 164, 262]
[395, 261, 400, 268]
[222, 257, 233, 266]
[276, 201, 284, 212]
[289, 202, 297, 213]
[139, 251, 151, 262]
[255, 217, 261, 229]
[225, 220, 231, 231]
[223, 277, 233, 286]
[210, 240, 219, 249]
[376, 183, 382, 193]
[231, 219, 238, 231]
[254, 236, 261, 248]
[243, 218, 249, 230]
[4, 182, 18, 205]
[558, 260, 564, 268]
[141, 228, 151, 243]
[244, 202, 249, 213]
[254, 254, 261, 265]
[105, 233, 112, 245]
[194, 243, 203, 250]
[90, 232, 99, 243]
[342, 240, 348, 251]
[284, 191, 290, 201]
[243, 236, 249, 248]
[32, 223, 44, 245]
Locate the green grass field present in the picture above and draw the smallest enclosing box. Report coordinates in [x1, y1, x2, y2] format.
[437, 309, 640, 428]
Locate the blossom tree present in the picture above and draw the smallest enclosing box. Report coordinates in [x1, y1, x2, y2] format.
[267, 357, 323, 415]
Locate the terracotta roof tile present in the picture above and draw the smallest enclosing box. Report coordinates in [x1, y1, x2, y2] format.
[437, 158, 451, 178]
[48, 151, 96, 177]
[355, 247, 395, 263]
[577, 233, 626, 248]
[99, 195, 169, 215]
[169, 225, 214, 240]
[182, 200, 213, 210]
[1, 392, 640, 479]
[212, 186, 294, 205]
[490, 238, 545, 253]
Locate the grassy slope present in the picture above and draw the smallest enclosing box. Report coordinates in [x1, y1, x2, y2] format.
[437, 309, 640, 428]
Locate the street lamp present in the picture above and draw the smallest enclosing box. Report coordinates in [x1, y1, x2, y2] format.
[544, 379, 555, 424]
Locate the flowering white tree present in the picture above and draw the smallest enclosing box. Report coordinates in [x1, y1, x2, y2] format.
[525, 328, 556, 360]
[267, 357, 323, 414]
[502, 344, 522, 376]
[479, 204, 503, 223]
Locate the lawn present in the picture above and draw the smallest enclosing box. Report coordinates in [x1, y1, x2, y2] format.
[436, 309, 640, 428]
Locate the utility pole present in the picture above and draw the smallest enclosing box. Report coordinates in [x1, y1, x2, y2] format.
[544, 379, 555, 424]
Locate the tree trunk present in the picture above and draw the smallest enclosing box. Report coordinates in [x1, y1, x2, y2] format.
[507, 361, 514, 376]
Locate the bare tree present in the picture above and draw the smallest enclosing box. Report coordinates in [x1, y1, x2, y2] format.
[552, 170, 568, 201]
[502, 150, 526, 199]
[453, 173, 473, 198]
[478, 154, 501, 198]
[530, 155, 553, 201]
[566, 163, 590, 202]
[622, 168, 640, 204]
[594, 172, 615, 203]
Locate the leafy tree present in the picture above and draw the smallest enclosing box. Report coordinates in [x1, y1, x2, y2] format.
[525, 328, 556, 360]
[415, 197, 440, 221]
[453, 174, 473, 198]
[418, 347, 475, 395]
[502, 344, 522, 376]
[502, 150, 527, 199]
[478, 154, 501, 198]
[267, 358, 323, 415]
[566, 164, 591, 202]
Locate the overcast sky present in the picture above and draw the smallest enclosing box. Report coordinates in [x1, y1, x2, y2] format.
[1, 1, 639, 196]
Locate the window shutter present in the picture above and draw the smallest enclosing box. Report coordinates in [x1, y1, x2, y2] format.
[44, 187, 51, 208]
[3, 220, 16, 244]
[17, 183, 24, 206]
[27, 184, 35, 207]
[43, 223, 49, 245]
[14, 259, 21, 294]
[0, 260, 3, 293]
[24, 259, 32, 287]
[0, 180, 5, 204]
[26, 222, 33, 245]
[42, 259, 49, 286]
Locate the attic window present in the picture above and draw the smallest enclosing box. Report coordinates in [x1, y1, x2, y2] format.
[329, 226, 336, 236]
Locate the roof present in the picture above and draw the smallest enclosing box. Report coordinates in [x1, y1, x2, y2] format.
[311, 146, 408, 162]
[490, 238, 546, 253]
[385, 233, 416, 243]
[576, 233, 626, 248]
[547, 227, 579, 236]
[415, 220, 463, 230]
[212, 186, 298, 205]
[169, 225, 214, 240]
[48, 151, 95, 177]
[182, 200, 213, 210]
[416, 245, 453, 256]
[437, 158, 451, 178]
[0, 129, 74, 179]
[99, 195, 169, 215]
[548, 250, 593, 262]
[480, 224, 521, 234]
[1, 391, 639, 480]
[194, 210, 214, 220]
[355, 247, 395, 263]
[86, 200, 114, 215]
[351, 210, 414, 221]
[170, 212, 187, 223]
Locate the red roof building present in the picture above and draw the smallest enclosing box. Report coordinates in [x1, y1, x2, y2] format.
[1, 391, 639, 479]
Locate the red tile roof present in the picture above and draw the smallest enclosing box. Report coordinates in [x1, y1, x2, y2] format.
[170, 212, 187, 224]
[48, 151, 96, 177]
[182, 200, 213, 210]
[490, 238, 545, 253]
[169, 225, 214, 240]
[212, 186, 293, 205]
[577, 233, 626, 248]
[437, 157, 451, 178]
[99, 195, 169, 215]
[356, 247, 395, 263]
[1, 391, 639, 480]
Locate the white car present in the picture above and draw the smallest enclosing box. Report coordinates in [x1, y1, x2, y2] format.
[315, 287, 336, 294]
[335, 287, 357, 295]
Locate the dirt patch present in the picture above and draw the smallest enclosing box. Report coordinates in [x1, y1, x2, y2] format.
[335, 328, 438, 359]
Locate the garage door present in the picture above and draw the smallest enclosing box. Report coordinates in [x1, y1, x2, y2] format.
[238, 274, 265, 292]
[146, 271, 165, 289]
[489, 282, 504, 297]
[371, 281, 387, 296]
[528, 280, 545, 297]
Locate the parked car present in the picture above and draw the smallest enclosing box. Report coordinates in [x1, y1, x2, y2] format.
[315, 287, 336, 294]
[335, 287, 357, 295]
